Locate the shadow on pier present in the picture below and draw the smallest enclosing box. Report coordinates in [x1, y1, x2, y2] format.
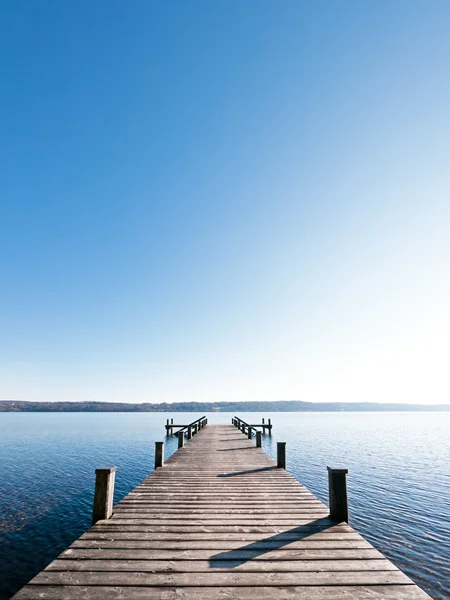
[209, 517, 335, 567]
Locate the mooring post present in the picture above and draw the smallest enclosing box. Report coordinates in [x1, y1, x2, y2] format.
[268, 418, 272, 435]
[247, 426, 252, 439]
[256, 431, 262, 447]
[262, 418, 265, 424]
[166, 418, 169, 435]
[178, 432, 184, 449]
[92, 467, 116, 525]
[277, 442, 286, 469]
[171, 418, 173, 424]
[155, 442, 164, 468]
[327, 467, 349, 523]
[187, 425, 192, 440]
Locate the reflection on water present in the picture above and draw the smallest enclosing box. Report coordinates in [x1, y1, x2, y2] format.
[0, 411, 449, 599]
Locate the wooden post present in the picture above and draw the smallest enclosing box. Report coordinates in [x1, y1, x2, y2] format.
[268, 418, 272, 435]
[187, 425, 192, 440]
[171, 418, 173, 424]
[262, 418, 265, 424]
[247, 427, 252, 439]
[277, 442, 286, 469]
[241, 422, 245, 433]
[327, 467, 349, 523]
[155, 442, 164, 468]
[92, 467, 116, 525]
[256, 431, 262, 448]
[178, 432, 184, 449]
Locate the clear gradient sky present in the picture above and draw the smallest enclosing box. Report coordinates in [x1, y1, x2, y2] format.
[1, 1, 449, 405]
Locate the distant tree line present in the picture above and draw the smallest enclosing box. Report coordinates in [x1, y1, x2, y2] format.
[0, 400, 448, 412]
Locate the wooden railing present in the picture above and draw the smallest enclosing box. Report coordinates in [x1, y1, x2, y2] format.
[166, 415, 207, 443]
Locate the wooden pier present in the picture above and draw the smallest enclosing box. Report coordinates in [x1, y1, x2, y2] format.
[12, 423, 432, 599]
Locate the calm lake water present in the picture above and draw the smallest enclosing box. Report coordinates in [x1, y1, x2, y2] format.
[0, 411, 449, 599]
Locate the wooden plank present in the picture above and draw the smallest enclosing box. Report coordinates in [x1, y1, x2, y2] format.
[114, 505, 327, 519]
[108, 515, 330, 522]
[12, 585, 432, 600]
[47, 558, 397, 572]
[81, 530, 361, 541]
[103, 516, 340, 525]
[28, 571, 415, 586]
[73, 538, 374, 549]
[60, 547, 385, 559]
[64, 547, 383, 559]
[91, 525, 350, 533]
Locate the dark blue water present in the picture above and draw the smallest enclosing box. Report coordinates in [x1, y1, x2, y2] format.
[0, 412, 449, 599]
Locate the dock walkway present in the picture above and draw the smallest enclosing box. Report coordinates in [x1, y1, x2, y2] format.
[13, 424, 431, 599]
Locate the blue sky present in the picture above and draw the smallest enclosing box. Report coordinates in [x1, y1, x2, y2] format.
[1, 1, 449, 404]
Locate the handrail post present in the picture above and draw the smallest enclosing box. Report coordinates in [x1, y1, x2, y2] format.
[268, 418, 272, 435]
[187, 425, 192, 440]
[155, 442, 164, 468]
[247, 427, 252, 439]
[277, 442, 286, 469]
[178, 432, 184, 449]
[92, 467, 116, 525]
[327, 467, 349, 523]
[256, 431, 262, 448]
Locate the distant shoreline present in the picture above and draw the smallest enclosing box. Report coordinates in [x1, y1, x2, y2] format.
[1, 400, 449, 412]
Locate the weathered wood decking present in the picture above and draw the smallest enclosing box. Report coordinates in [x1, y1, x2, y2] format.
[13, 424, 432, 599]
